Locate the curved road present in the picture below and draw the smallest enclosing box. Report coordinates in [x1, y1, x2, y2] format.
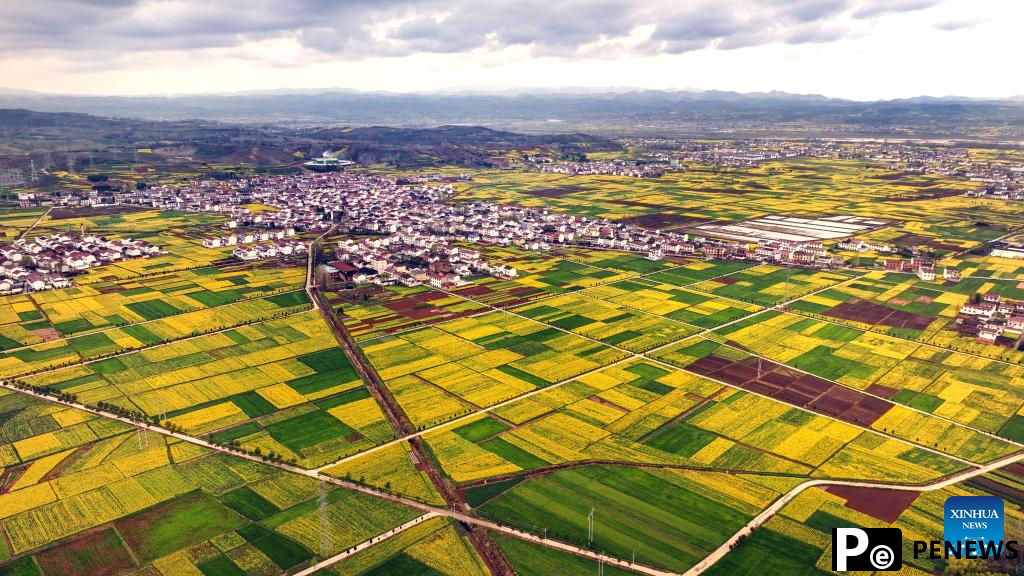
[5, 382, 1023, 576]
[0, 383, 679, 576]
[684, 449, 1024, 575]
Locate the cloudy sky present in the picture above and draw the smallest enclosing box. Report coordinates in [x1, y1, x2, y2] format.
[0, 0, 1018, 100]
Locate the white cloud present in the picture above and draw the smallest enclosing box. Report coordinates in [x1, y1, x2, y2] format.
[0, 0, 1018, 99]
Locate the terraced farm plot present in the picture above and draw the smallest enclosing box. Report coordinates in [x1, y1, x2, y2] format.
[688, 265, 859, 306]
[646, 259, 756, 286]
[39, 208, 225, 233]
[946, 253, 1024, 279]
[494, 533, 636, 576]
[323, 440, 445, 505]
[0, 208, 47, 239]
[450, 276, 553, 308]
[0, 292, 310, 379]
[512, 292, 699, 352]
[361, 311, 629, 429]
[787, 274, 953, 341]
[705, 311, 1024, 436]
[651, 332, 1020, 460]
[335, 284, 487, 341]
[458, 260, 636, 304]
[584, 278, 763, 328]
[29, 264, 305, 336]
[789, 271, 1024, 363]
[0, 392, 420, 576]
[712, 474, 1024, 576]
[456, 159, 984, 234]
[476, 466, 792, 573]
[19, 312, 392, 467]
[313, 516, 489, 576]
[421, 358, 971, 485]
[550, 247, 676, 274]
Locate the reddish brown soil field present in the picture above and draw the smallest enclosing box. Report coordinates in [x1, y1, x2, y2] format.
[35, 527, 136, 576]
[886, 187, 965, 202]
[891, 233, 962, 252]
[524, 185, 591, 198]
[608, 200, 673, 209]
[825, 486, 920, 523]
[0, 465, 27, 495]
[456, 285, 495, 297]
[616, 213, 712, 229]
[967, 477, 1024, 508]
[50, 205, 150, 219]
[825, 299, 934, 330]
[866, 383, 899, 399]
[684, 352, 892, 426]
[1001, 463, 1024, 480]
[694, 187, 755, 194]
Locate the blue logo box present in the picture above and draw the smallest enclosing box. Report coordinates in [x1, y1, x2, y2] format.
[945, 495, 1004, 554]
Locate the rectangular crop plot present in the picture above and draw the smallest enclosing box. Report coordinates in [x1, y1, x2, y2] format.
[115, 491, 247, 563]
[336, 284, 488, 341]
[361, 311, 629, 428]
[688, 265, 859, 306]
[584, 278, 763, 329]
[512, 293, 699, 352]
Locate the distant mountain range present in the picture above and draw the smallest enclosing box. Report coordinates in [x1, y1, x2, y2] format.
[1, 88, 1023, 137]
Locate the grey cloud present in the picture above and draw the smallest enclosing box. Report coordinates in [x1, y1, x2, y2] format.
[0, 0, 952, 58]
[852, 0, 942, 19]
[933, 19, 980, 31]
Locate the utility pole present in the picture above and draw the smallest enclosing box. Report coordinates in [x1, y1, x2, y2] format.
[588, 507, 594, 547]
[319, 480, 332, 557]
[783, 265, 792, 305]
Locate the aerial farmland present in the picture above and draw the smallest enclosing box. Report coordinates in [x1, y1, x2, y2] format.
[2, 115, 1024, 576]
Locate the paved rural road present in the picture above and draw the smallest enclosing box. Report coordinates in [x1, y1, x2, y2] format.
[8, 381, 1024, 576]
[291, 512, 439, 576]
[18, 206, 51, 240]
[0, 383, 677, 576]
[8, 254, 1022, 575]
[684, 449, 1024, 576]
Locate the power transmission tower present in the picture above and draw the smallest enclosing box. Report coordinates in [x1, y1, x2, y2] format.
[319, 480, 333, 557]
[588, 507, 594, 547]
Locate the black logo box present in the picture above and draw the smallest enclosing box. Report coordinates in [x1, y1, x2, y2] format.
[831, 528, 903, 572]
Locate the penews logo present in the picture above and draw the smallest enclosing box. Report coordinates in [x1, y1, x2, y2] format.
[943, 495, 1005, 557]
[833, 496, 1020, 572]
[832, 528, 902, 571]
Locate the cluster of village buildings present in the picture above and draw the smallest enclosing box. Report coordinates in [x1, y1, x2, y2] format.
[538, 160, 676, 178]
[395, 173, 472, 185]
[0, 233, 163, 294]
[880, 257, 967, 283]
[957, 292, 1024, 345]
[16, 171, 929, 290]
[199, 227, 308, 261]
[626, 138, 809, 168]
[328, 233, 517, 289]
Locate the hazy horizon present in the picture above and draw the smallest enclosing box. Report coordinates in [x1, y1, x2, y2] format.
[0, 0, 1021, 100]
[1, 85, 1022, 103]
